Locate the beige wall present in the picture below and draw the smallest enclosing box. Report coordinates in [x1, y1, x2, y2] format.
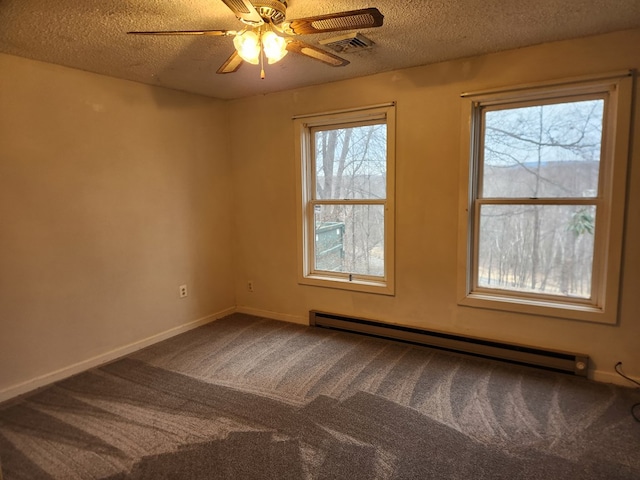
[1, 29, 638, 399]
[0, 54, 235, 398]
[230, 29, 640, 384]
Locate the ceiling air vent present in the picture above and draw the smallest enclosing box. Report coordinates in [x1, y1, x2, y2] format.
[319, 33, 374, 53]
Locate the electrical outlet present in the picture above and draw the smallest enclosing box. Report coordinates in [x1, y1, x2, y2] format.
[248, 281, 254, 292]
[179, 284, 188, 298]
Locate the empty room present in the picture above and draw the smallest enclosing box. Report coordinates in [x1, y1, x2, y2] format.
[1, 0, 639, 478]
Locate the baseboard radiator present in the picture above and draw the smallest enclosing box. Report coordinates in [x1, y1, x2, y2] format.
[309, 310, 589, 377]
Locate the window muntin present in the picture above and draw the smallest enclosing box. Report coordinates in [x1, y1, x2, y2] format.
[459, 74, 632, 323]
[295, 105, 395, 294]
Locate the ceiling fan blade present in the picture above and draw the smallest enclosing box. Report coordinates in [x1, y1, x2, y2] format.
[284, 7, 384, 35]
[217, 51, 244, 74]
[128, 29, 234, 36]
[287, 40, 349, 67]
[220, 0, 264, 25]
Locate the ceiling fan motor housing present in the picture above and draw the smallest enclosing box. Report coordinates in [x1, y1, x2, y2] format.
[248, 0, 288, 26]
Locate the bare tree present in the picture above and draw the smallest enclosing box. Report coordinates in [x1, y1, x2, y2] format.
[478, 99, 603, 298]
[314, 124, 387, 276]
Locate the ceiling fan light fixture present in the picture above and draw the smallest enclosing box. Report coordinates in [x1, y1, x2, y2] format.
[261, 31, 288, 64]
[130, 4, 385, 76]
[233, 30, 260, 64]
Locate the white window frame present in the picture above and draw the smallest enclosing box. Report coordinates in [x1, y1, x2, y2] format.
[294, 103, 396, 295]
[457, 72, 632, 324]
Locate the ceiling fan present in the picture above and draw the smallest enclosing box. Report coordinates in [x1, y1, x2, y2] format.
[128, 0, 384, 78]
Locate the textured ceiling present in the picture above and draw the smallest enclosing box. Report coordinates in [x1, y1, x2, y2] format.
[1, 0, 639, 100]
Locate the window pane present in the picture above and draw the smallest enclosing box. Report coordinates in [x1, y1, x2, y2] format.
[314, 123, 387, 200]
[477, 204, 595, 298]
[314, 204, 384, 276]
[482, 99, 603, 198]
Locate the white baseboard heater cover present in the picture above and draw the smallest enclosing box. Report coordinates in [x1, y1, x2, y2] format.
[309, 310, 589, 377]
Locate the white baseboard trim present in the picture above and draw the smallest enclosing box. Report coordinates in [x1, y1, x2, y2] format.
[235, 306, 308, 325]
[0, 307, 236, 404]
[591, 368, 640, 387]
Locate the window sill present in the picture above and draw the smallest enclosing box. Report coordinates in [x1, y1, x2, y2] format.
[300, 274, 395, 296]
[459, 291, 616, 325]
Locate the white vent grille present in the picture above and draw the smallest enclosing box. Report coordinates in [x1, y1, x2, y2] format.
[319, 33, 374, 53]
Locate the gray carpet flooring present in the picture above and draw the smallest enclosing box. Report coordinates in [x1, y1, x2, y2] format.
[0, 313, 639, 479]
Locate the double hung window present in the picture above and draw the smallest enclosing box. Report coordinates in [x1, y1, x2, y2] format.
[295, 104, 395, 294]
[458, 73, 632, 323]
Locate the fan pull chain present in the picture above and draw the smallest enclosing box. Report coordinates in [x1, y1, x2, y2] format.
[260, 42, 266, 79]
